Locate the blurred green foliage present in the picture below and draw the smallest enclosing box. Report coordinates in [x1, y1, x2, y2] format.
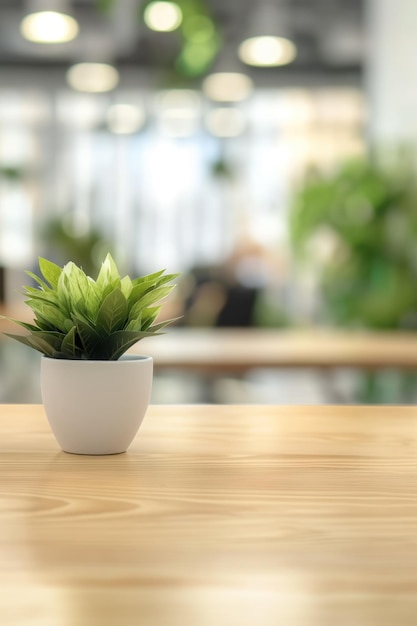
[291, 158, 417, 329]
[97, 0, 221, 79]
[42, 217, 112, 279]
[290, 156, 417, 402]
[0, 166, 26, 180]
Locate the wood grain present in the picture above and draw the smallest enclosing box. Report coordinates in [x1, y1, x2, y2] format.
[1, 404, 417, 625]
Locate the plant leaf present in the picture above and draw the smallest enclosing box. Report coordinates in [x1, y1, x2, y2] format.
[74, 317, 102, 358]
[125, 313, 142, 331]
[38, 257, 62, 289]
[56, 271, 71, 316]
[120, 275, 133, 299]
[96, 253, 120, 289]
[127, 281, 156, 310]
[84, 280, 102, 320]
[0, 316, 39, 332]
[25, 270, 50, 291]
[141, 306, 161, 330]
[4, 333, 53, 356]
[60, 326, 77, 358]
[96, 288, 128, 335]
[126, 273, 177, 310]
[4, 332, 62, 357]
[63, 262, 91, 311]
[128, 286, 175, 322]
[139, 285, 175, 307]
[131, 269, 165, 287]
[23, 286, 61, 307]
[104, 329, 162, 360]
[3, 253, 180, 360]
[155, 273, 181, 287]
[25, 299, 70, 332]
[148, 316, 182, 332]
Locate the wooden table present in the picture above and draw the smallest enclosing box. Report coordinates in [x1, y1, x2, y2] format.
[3, 314, 417, 373]
[1, 403, 417, 625]
[133, 327, 417, 372]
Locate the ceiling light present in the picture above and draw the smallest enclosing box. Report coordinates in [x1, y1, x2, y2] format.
[238, 36, 296, 67]
[66, 63, 119, 93]
[20, 11, 79, 43]
[205, 108, 246, 138]
[107, 104, 146, 135]
[144, 1, 182, 32]
[202, 72, 253, 103]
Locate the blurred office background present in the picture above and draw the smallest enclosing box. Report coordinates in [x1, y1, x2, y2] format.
[0, 0, 416, 404]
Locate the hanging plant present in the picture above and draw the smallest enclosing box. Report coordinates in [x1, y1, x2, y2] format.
[96, 0, 221, 79]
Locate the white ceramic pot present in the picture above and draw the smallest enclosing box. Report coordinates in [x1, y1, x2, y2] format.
[41, 354, 153, 455]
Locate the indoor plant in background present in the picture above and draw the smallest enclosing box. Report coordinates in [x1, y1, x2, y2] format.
[290, 155, 417, 402]
[2, 254, 179, 455]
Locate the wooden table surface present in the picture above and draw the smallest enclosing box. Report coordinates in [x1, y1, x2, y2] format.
[1, 403, 417, 625]
[133, 327, 417, 372]
[3, 309, 417, 372]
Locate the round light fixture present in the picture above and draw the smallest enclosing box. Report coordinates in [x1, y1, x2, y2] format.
[66, 63, 119, 93]
[202, 72, 253, 103]
[238, 35, 296, 67]
[20, 11, 79, 43]
[144, 1, 182, 32]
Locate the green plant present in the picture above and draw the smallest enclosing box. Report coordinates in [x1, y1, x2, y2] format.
[3, 254, 179, 360]
[290, 155, 417, 402]
[290, 158, 417, 329]
[42, 215, 111, 278]
[96, 0, 221, 79]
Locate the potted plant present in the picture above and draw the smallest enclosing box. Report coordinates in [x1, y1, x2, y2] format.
[2, 253, 178, 455]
